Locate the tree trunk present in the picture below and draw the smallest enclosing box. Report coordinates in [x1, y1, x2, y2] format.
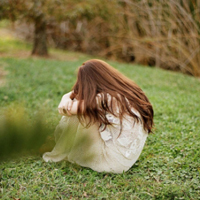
[32, 14, 48, 56]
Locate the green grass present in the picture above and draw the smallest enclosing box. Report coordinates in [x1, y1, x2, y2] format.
[0, 33, 200, 199]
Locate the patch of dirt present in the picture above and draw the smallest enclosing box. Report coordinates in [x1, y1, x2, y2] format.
[0, 27, 15, 38]
[0, 48, 87, 61]
[0, 51, 31, 59]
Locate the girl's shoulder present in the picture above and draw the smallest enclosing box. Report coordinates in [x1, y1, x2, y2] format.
[96, 92, 141, 118]
[96, 92, 112, 104]
[96, 92, 119, 103]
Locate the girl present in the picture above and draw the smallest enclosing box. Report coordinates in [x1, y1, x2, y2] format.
[43, 59, 154, 173]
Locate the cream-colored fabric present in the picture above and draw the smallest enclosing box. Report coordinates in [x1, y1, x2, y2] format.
[43, 94, 148, 173]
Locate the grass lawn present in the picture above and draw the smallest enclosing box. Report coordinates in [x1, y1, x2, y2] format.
[0, 27, 200, 199]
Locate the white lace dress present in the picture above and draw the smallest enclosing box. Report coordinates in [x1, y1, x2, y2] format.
[43, 94, 148, 173]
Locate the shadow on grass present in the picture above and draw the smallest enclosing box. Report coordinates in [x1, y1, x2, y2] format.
[0, 106, 55, 162]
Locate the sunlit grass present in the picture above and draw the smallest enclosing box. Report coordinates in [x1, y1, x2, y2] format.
[0, 20, 31, 55]
[0, 36, 30, 52]
[0, 33, 200, 199]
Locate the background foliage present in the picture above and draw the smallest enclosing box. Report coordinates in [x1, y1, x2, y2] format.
[0, 0, 200, 76]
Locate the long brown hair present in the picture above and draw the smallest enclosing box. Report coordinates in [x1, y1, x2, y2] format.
[70, 59, 154, 133]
